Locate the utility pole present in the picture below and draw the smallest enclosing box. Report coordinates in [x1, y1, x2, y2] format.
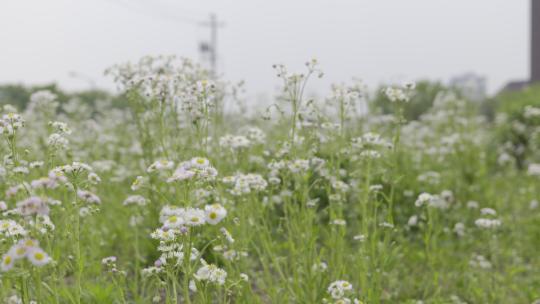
[199, 13, 224, 78]
[532, 0, 540, 83]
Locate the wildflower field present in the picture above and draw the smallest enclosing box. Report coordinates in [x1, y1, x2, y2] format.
[0, 56, 539, 303]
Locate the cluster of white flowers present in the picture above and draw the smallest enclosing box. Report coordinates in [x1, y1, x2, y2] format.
[47, 121, 72, 149]
[150, 228, 179, 242]
[47, 133, 69, 149]
[474, 207, 501, 229]
[223, 173, 268, 196]
[145, 203, 233, 290]
[30, 170, 67, 189]
[106, 56, 219, 110]
[219, 134, 251, 150]
[205, 204, 228, 225]
[123, 195, 147, 206]
[384, 84, 413, 103]
[469, 254, 492, 269]
[527, 163, 540, 176]
[56, 162, 93, 173]
[194, 262, 227, 285]
[50, 121, 72, 135]
[417, 171, 441, 185]
[0, 113, 25, 135]
[6, 184, 27, 198]
[181, 79, 220, 121]
[26, 90, 58, 114]
[497, 152, 514, 166]
[474, 218, 501, 229]
[312, 261, 328, 272]
[16, 196, 50, 216]
[167, 157, 218, 182]
[320, 122, 341, 132]
[243, 127, 266, 143]
[287, 159, 310, 174]
[453, 222, 466, 237]
[523, 106, 540, 119]
[344, 137, 370, 160]
[159, 203, 227, 230]
[141, 265, 163, 278]
[325, 280, 360, 303]
[218, 247, 248, 261]
[480, 208, 496, 216]
[4, 295, 33, 304]
[77, 190, 101, 204]
[1, 239, 51, 272]
[12, 166, 29, 175]
[155, 242, 200, 267]
[407, 215, 419, 227]
[147, 159, 175, 173]
[358, 150, 381, 159]
[414, 192, 450, 209]
[28, 215, 56, 234]
[351, 132, 392, 150]
[331, 178, 350, 193]
[50, 162, 97, 189]
[101, 256, 125, 275]
[130, 176, 145, 191]
[161, 207, 204, 229]
[267, 158, 316, 184]
[0, 219, 27, 238]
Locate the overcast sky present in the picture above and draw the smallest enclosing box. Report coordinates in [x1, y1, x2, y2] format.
[0, 0, 530, 99]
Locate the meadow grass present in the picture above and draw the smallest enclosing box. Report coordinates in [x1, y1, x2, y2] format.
[0, 56, 539, 303]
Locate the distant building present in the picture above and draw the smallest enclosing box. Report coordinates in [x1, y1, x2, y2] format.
[501, 0, 540, 92]
[500, 80, 529, 92]
[450, 73, 487, 101]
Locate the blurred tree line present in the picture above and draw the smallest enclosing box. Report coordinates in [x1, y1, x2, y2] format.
[369, 80, 465, 120]
[3, 80, 530, 123]
[484, 84, 540, 169]
[0, 83, 127, 111]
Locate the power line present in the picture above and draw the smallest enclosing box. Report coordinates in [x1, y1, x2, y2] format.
[107, 0, 201, 25]
[106, 0, 225, 77]
[149, 0, 204, 22]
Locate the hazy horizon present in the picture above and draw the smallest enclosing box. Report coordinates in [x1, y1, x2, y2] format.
[0, 0, 530, 98]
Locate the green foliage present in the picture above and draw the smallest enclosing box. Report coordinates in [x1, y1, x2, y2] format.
[369, 80, 450, 120]
[488, 84, 540, 168]
[0, 83, 68, 110]
[0, 83, 127, 112]
[0, 58, 539, 303]
[494, 84, 540, 115]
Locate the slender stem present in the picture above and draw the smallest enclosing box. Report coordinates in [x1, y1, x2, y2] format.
[73, 183, 82, 304]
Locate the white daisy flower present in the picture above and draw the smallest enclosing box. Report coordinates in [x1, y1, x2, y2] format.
[164, 215, 184, 229]
[194, 263, 227, 285]
[184, 208, 206, 227]
[27, 248, 51, 266]
[1, 253, 15, 272]
[205, 204, 227, 225]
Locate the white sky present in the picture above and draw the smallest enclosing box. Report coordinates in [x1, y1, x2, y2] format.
[0, 0, 530, 99]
